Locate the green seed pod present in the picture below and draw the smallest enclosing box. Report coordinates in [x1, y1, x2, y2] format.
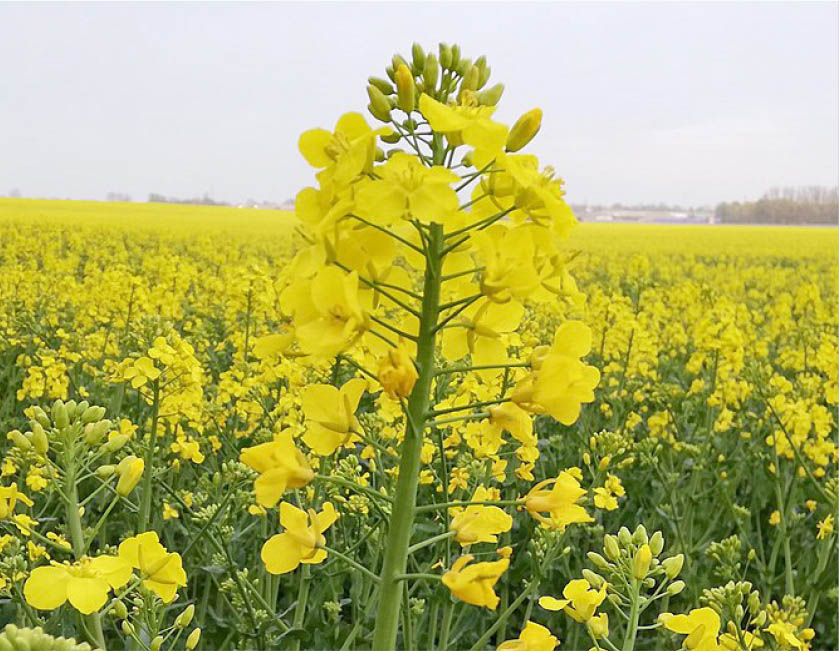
[667, 580, 686, 595]
[477, 83, 505, 106]
[395, 64, 415, 113]
[368, 76, 395, 95]
[367, 86, 392, 123]
[423, 54, 439, 93]
[52, 400, 69, 429]
[411, 43, 425, 74]
[438, 43, 452, 69]
[649, 531, 664, 556]
[662, 553, 684, 579]
[604, 534, 620, 560]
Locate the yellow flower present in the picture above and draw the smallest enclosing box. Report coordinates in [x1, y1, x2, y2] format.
[497, 620, 559, 651]
[720, 629, 763, 650]
[659, 607, 722, 651]
[118, 532, 187, 603]
[378, 342, 418, 399]
[115, 455, 144, 496]
[513, 321, 600, 425]
[764, 621, 811, 650]
[162, 502, 179, 520]
[816, 514, 834, 539]
[261, 502, 339, 575]
[301, 379, 367, 456]
[122, 356, 161, 389]
[449, 486, 513, 545]
[418, 93, 507, 156]
[240, 431, 315, 507]
[589, 612, 609, 638]
[442, 554, 508, 609]
[441, 298, 524, 375]
[282, 266, 370, 358]
[0, 483, 34, 519]
[593, 474, 625, 511]
[487, 402, 535, 446]
[355, 152, 459, 226]
[524, 471, 592, 530]
[252, 333, 294, 360]
[24, 555, 132, 614]
[539, 578, 607, 623]
[769, 510, 781, 526]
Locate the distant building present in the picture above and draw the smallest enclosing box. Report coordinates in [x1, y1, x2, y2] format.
[576, 206, 714, 224]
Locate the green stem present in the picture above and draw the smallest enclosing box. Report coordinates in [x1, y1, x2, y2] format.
[372, 222, 444, 651]
[291, 564, 311, 651]
[407, 530, 456, 555]
[622, 578, 641, 651]
[137, 380, 160, 533]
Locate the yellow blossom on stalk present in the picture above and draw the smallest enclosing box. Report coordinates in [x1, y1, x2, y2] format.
[162, 502, 179, 520]
[524, 471, 592, 529]
[487, 402, 535, 446]
[816, 514, 833, 539]
[300, 378, 367, 455]
[378, 342, 418, 399]
[118, 532, 187, 603]
[441, 297, 524, 375]
[240, 431, 315, 507]
[121, 356, 161, 388]
[659, 607, 722, 651]
[593, 474, 625, 511]
[769, 510, 780, 526]
[0, 483, 33, 519]
[442, 554, 508, 609]
[261, 502, 339, 575]
[418, 93, 507, 152]
[252, 333, 294, 360]
[298, 112, 385, 187]
[539, 578, 607, 623]
[24, 555, 132, 614]
[719, 628, 763, 650]
[764, 621, 813, 650]
[497, 620, 559, 651]
[513, 321, 600, 425]
[449, 486, 513, 545]
[469, 225, 543, 303]
[355, 152, 460, 226]
[115, 455, 144, 496]
[282, 266, 370, 358]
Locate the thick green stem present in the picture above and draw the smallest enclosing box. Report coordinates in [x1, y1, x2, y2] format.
[372, 223, 444, 651]
[622, 579, 641, 651]
[291, 564, 311, 651]
[137, 380, 160, 533]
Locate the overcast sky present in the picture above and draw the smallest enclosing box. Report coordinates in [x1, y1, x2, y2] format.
[1, 2, 836, 207]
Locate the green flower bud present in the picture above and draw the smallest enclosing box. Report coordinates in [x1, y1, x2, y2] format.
[632, 525, 649, 546]
[450, 44, 461, 69]
[456, 58, 472, 78]
[438, 43, 452, 69]
[411, 43, 425, 74]
[52, 400, 69, 429]
[74, 401, 89, 420]
[617, 527, 632, 546]
[385, 65, 395, 82]
[477, 83, 504, 106]
[392, 54, 409, 74]
[505, 108, 542, 152]
[97, 464, 116, 478]
[176, 605, 195, 629]
[85, 420, 112, 445]
[753, 611, 767, 626]
[649, 531, 664, 556]
[121, 621, 135, 636]
[31, 407, 50, 429]
[81, 406, 105, 425]
[150, 636, 164, 651]
[582, 569, 604, 588]
[186, 628, 201, 650]
[367, 86, 392, 123]
[587, 552, 610, 570]
[423, 54, 439, 93]
[369, 76, 394, 95]
[662, 554, 684, 579]
[8, 430, 31, 451]
[111, 599, 128, 619]
[395, 64, 415, 113]
[748, 591, 761, 614]
[604, 534, 620, 560]
[31, 427, 48, 456]
[667, 580, 686, 595]
[461, 66, 479, 95]
[104, 434, 129, 452]
[735, 605, 744, 620]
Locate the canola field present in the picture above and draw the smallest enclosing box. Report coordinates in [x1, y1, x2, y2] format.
[0, 197, 836, 651]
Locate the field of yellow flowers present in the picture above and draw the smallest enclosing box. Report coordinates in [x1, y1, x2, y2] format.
[0, 43, 836, 651]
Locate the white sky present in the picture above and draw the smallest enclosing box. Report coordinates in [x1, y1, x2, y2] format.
[1, 1, 836, 207]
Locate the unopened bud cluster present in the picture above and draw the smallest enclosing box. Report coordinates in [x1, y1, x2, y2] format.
[0, 625, 92, 651]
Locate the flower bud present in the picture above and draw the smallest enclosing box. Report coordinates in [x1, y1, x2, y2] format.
[176, 604, 195, 629]
[617, 527, 632, 546]
[633, 544, 652, 579]
[450, 44, 461, 69]
[604, 534, 620, 561]
[368, 76, 394, 95]
[582, 569, 604, 588]
[104, 434, 129, 452]
[186, 628, 201, 650]
[505, 108, 542, 153]
[31, 407, 51, 429]
[632, 524, 649, 545]
[423, 54, 439, 92]
[121, 621, 135, 636]
[111, 599, 128, 619]
[752, 611, 767, 627]
[52, 400, 69, 429]
[367, 85, 393, 123]
[97, 464, 116, 478]
[150, 636, 164, 651]
[411, 43, 425, 74]
[662, 553, 684, 579]
[31, 427, 49, 456]
[587, 552, 610, 570]
[748, 591, 761, 614]
[385, 65, 395, 82]
[649, 531, 664, 556]
[378, 344, 418, 399]
[116, 457, 144, 496]
[74, 400, 89, 419]
[8, 430, 31, 450]
[477, 83, 504, 106]
[667, 580, 685, 595]
[395, 64, 415, 113]
[85, 420, 112, 445]
[81, 405, 106, 425]
[438, 43, 452, 69]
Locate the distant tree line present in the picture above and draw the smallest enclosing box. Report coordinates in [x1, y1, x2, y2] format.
[148, 193, 230, 207]
[716, 186, 838, 225]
